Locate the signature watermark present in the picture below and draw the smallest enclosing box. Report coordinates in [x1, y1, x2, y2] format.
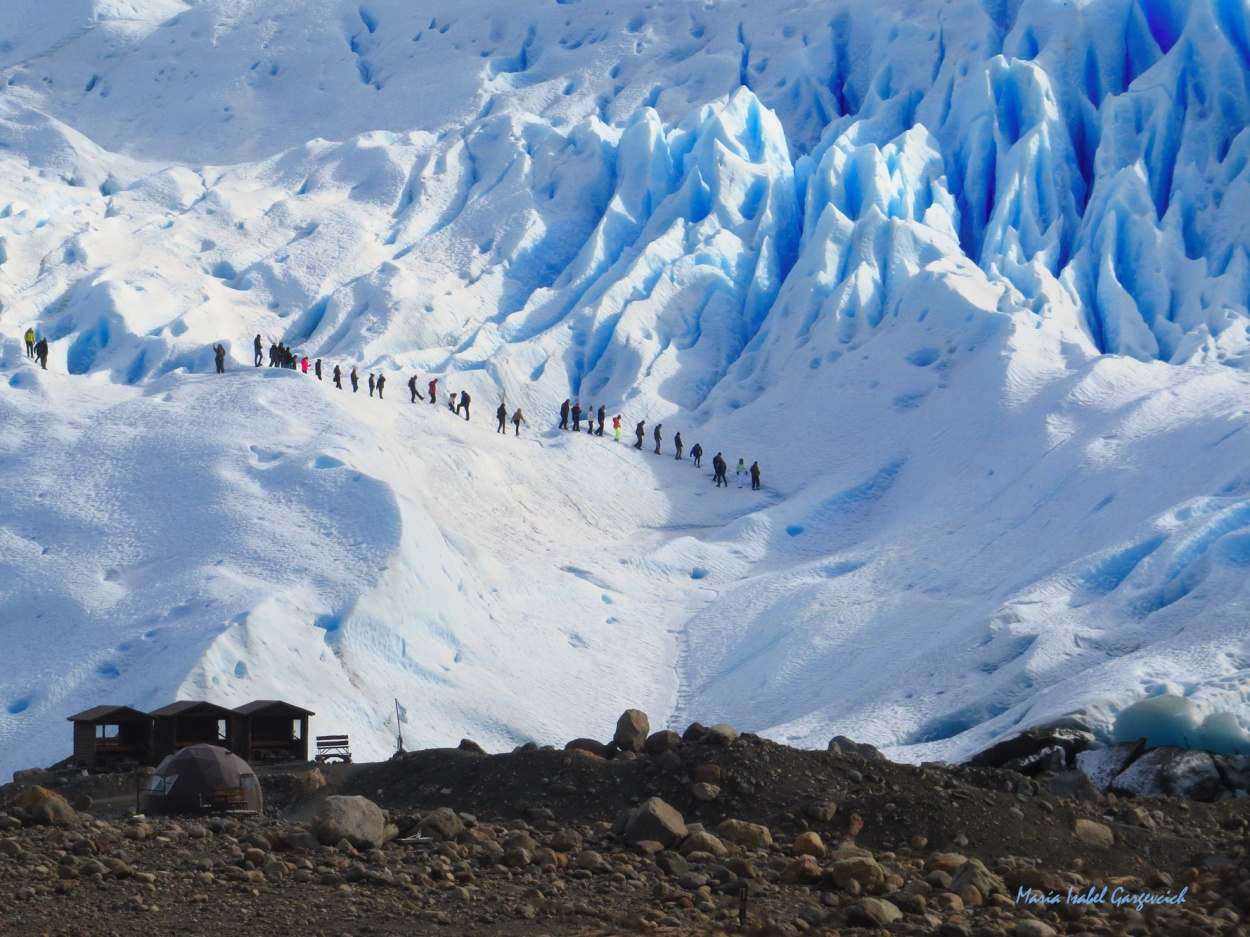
[1017, 886, 1188, 912]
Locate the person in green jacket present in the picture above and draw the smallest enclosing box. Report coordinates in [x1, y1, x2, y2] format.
[24, 328, 35, 358]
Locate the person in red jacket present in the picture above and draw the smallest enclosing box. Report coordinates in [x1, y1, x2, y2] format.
[428, 377, 437, 404]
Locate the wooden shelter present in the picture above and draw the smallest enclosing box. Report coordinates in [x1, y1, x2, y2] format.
[67, 705, 153, 769]
[149, 700, 235, 762]
[230, 700, 313, 762]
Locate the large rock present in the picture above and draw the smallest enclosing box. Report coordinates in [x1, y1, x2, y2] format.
[11, 768, 48, 786]
[1076, 741, 1146, 791]
[614, 710, 650, 752]
[418, 806, 466, 841]
[564, 738, 610, 759]
[967, 722, 1097, 774]
[847, 898, 902, 927]
[950, 858, 1005, 897]
[291, 768, 326, 800]
[678, 830, 728, 857]
[313, 795, 386, 849]
[828, 856, 885, 891]
[623, 797, 686, 848]
[708, 723, 739, 745]
[1110, 746, 1226, 801]
[15, 787, 77, 827]
[716, 819, 772, 849]
[1072, 819, 1115, 848]
[1047, 770, 1101, 801]
[643, 730, 683, 754]
[828, 736, 885, 760]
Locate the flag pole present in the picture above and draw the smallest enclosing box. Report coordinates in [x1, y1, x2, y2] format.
[395, 698, 405, 753]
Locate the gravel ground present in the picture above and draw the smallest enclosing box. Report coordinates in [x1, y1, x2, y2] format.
[1, 730, 1247, 936]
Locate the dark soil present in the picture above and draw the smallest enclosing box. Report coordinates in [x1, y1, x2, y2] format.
[1, 732, 1247, 937]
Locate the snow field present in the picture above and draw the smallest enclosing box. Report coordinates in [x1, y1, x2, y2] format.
[4, 0, 1250, 774]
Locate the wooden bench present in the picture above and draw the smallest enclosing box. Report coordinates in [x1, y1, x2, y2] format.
[315, 735, 352, 764]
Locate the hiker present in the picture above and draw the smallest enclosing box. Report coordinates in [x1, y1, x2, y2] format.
[596, 405, 606, 437]
[459, 390, 471, 419]
[333, 364, 342, 389]
[674, 431, 683, 460]
[750, 461, 761, 490]
[559, 398, 570, 430]
[449, 391, 459, 413]
[35, 338, 48, 370]
[571, 402, 582, 432]
[351, 367, 359, 392]
[612, 414, 622, 442]
[268, 342, 278, 367]
[214, 343, 226, 373]
[408, 375, 422, 402]
[368, 373, 376, 397]
[496, 401, 508, 433]
[24, 328, 35, 358]
[315, 359, 323, 380]
[713, 453, 727, 487]
[634, 420, 645, 450]
[300, 356, 309, 374]
[691, 443, 703, 467]
[377, 374, 386, 399]
[586, 404, 595, 433]
[736, 458, 748, 488]
[428, 378, 438, 404]
[511, 407, 527, 436]
[653, 423, 663, 455]
[254, 335, 263, 367]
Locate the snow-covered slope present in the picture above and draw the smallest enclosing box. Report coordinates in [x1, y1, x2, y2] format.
[4, 0, 1250, 776]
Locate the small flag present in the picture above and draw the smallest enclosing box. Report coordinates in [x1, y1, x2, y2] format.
[396, 700, 408, 724]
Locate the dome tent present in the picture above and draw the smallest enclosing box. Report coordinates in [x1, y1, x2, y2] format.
[142, 744, 262, 816]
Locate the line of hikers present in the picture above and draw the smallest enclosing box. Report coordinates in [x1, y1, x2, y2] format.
[244, 337, 533, 435]
[250, 340, 760, 479]
[557, 398, 761, 490]
[22, 328, 50, 370]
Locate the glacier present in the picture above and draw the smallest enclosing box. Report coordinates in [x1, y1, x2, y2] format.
[3, 0, 1250, 776]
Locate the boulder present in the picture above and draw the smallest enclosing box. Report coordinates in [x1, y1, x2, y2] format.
[643, 730, 683, 754]
[1072, 819, 1115, 848]
[950, 858, 1005, 897]
[966, 722, 1097, 774]
[1110, 747, 1226, 801]
[1075, 740, 1146, 791]
[1015, 920, 1057, 937]
[782, 855, 822, 883]
[716, 819, 772, 849]
[457, 738, 487, 755]
[792, 831, 826, 858]
[828, 856, 885, 891]
[418, 807, 466, 841]
[847, 898, 902, 927]
[682, 722, 710, 742]
[313, 796, 386, 849]
[291, 768, 326, 800]
[15, 787, 77, 827]
[623, 797, 686, 848]
[565, 738, 610, 759]
[691, 763, 722, 784]
[11, 768, 48, 786]
[708, 723, 739, 745]
[691, 782, 720, 802]
[613, 710, 650, 752]
[806, 801, 837, 822]
[678, 830, 728, 858]
[1047, 770, 1101, 801]
[828, 736, 885, 760]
